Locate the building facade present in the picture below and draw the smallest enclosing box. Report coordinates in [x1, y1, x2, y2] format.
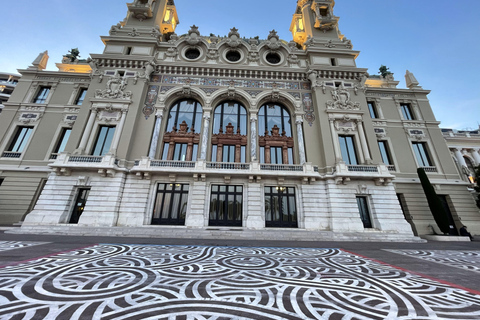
[0, 0, 478, 239]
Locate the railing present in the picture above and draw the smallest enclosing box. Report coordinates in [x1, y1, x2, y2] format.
[49, 153, 58, 160]
[347, 165, 378, 173]
[1, 151, 21, 158]
[68, 156, 103, 163]
[150, 160, 195, 168]
[313, 166, 319, 172]
[387, 165, 396, 172]
[260, 164, 304, 172]
[206, 162, 250, 170]
[421, 166, 437, 173]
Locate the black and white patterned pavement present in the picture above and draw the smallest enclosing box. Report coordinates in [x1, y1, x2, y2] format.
[385, 249, 480, 273]
[0, 240, 48, 252]
[0, 244, 479, 319]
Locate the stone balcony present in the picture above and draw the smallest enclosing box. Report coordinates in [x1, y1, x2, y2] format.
[48, 153, 397, 185]
[49, 153, 121, 177]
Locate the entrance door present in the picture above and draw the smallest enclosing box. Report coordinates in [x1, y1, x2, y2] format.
[265, 186, 297, 228]
[209, 185, 243, 226]
[69, 188, 90, 224]
[152, 184, 189, 225]
[438, 195, 459, 235]
[356, 196, 373, 228]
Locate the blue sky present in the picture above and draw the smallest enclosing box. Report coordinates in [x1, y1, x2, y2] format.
[1, 0, 478, 129]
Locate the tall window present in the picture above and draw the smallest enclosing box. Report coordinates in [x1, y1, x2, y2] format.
[0, 178, 4, 187]
[265, 186, 297, 228]
[258, 103, 294, 164]
[339, 135, 358, 165]
[33, 86, 51, 104]
[152, 183, 189, 225]
[162, 99, 202, 161]
[211, 101, 247, 163]
[8, 126, 33, 153]
[367, 101, 378, 119]
[53, 128, 72, 154]
[209, 185, 243, 226]
[75, 88, 87, 105]
[412, 142, 432, 167]
[92, 126, 115, 156]
[378, 141, 392, 165]
[400, 103, 414, 120]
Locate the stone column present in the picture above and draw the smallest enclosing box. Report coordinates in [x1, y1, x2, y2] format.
[471, 148, 480, 165]
[454, 148, 467, 167]
[296, 117, 306, 164]
[148, 112, 163, 159]
[199, 112, 211, 160]
[250, 115, 257, 161]
[329, 119, 342, 161]
[109, 109, 128, 154]
[77, 107, 98, 154]
[356, 120, 372, 163]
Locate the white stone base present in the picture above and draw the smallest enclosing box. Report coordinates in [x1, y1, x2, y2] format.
[420, 235, 471, 242]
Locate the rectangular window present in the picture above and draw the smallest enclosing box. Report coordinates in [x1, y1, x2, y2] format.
[92, 126, 115, 156]
[400, 103, 414, 120]
[209, 185, 243, 227]
[367, 101, 378, 119]
[265, 186, 297, 228]
[356, 196, 373, 228]
[378, 141, 392, 165]
[152, 183, 189, 225]
[33, 86, 51, 104]
[339, 135, 358, 165]
[222, 145, 235, 162]
[173, 143, 188, 161]
[54, 128, 72, 154]
[412, 142, 432, 167]
[74, 88, 87, 105]
[271, 147, 283, 164]
[8, 126, 33, 152]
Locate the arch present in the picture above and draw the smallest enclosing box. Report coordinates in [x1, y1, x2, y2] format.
[160, 99, 203, 161]
[161, 86, 207, 110]
[211, 100, 248, 163]
[209, 88, 253, 111]
[255, 90, 299, 113]
[258, 102, 295, 165]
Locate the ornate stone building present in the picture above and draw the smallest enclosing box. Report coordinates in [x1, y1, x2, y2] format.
[0, 0, 478, 240]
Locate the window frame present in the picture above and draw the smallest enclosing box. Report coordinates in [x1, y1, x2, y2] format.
[91, 125, 116, 156]
[400, 103, 415, 120]
[7, 126, 34, 153]
[356, 196, 373, 228]
[377, 140, 393, 165]
[412, 141, 433, 167]
[74, 88, 88, 105]
[338, 135, 358, 165]
[209, 185, 243, 227]
[367, 101, 378, 119]
[33, 86, 51, 104]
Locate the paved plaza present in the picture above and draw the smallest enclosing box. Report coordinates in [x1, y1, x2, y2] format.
[0, 232, 479, 319]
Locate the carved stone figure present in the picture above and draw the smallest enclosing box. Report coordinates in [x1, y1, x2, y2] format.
[266, 30, 281, 50]
[226, 27, 241, 48]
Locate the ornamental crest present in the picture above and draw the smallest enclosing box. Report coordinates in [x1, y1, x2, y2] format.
[326, 86, 360, 110]
[94, 74, 132, 100]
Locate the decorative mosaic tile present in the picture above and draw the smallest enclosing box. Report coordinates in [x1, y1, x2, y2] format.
[157, 75, 309, 91]
[0, 241, 48, 252]
[384, 249, 480, 273]
[0, 245, 478, 319]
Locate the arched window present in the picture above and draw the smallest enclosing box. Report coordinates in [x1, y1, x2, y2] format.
[258, 103, 294, 164]
[211, 101, 247, 163]
[161, 99, 203, 161]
